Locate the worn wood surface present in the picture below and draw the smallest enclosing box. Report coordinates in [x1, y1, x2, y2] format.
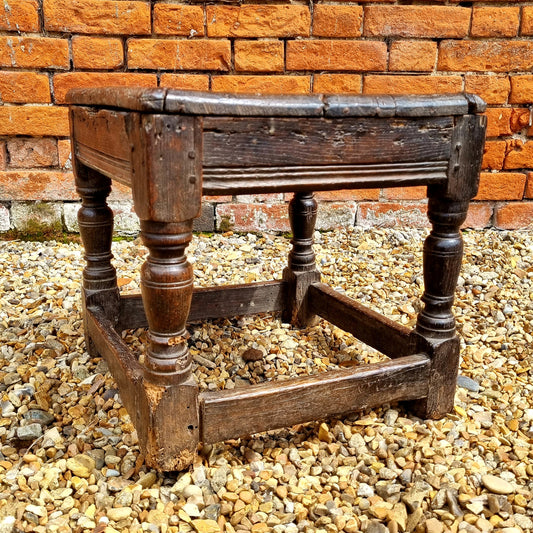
[117, 280, 287, 330]
[308, 283, 415, 358]
[200, 355, 430, 443]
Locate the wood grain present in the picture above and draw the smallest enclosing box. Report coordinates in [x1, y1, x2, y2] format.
[200, 355, 430, 443]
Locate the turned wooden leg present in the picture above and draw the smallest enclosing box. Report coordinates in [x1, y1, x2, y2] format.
[75, 164, 120, 354]
[282, 192, 321, 326]
[413, 190, 470, 418]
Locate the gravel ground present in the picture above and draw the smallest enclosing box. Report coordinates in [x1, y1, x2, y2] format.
[0, 227, 531, 533]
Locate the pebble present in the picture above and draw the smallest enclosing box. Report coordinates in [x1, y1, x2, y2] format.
[482, 475, 515, 495]
[457, 375, 480, 392]
[66, 454, 95, 478]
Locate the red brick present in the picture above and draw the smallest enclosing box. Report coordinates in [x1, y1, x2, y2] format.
[465, 75, 510, 105]
[216, 203, 290, 232]
[0, 143, 6, 171]
[438, 41, 533, 72]
[128, 39, 230, 71]
[313, 74, 362, 94]
[287, 41, 387, 72]
[0, 171, 76, 201]
[510, 109, 531, 133]
[462, 203, 493, 229]
[72, 36, 123, 70]
[357, 202, 429, 229]
[389, 41, 436, 72]
[43, 0, 150, 34]
[471, 7, 519, 37]
[363, 75, 462, 95]
[503, 140, 533, 170]
[53, 72, 157, 104]
[57, 140, 72, 170]
[7, 139, 58, 169]
[474, 172, 526, 200]
[235, 41, 284, 73]
[212, 76, 310, 95]
[313, 5, 362, 38]
[521, 7, 533, 36]
[382, 186, 427, 201]
[364, 6, 470, 38]
[160, 74, 209, 92]
[153, 4, 204, 36]
[203, 195, 232, 203]
[0, 106, 69, 136]
[494, 202, 533, 229]
[509, 76, 533, 104]
[315, 189, 380, 201]
[0, 37, 69, 69]
[0, 72, 50, 103]
[0, 0, 39, 32]
[482, 141, 506, 170]
[207, 5, 310, 38]
[525, 174, 533, 199]
[484, 108, 513, 137]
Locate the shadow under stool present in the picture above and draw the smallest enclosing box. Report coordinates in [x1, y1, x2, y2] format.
[66, 88, 486, 471]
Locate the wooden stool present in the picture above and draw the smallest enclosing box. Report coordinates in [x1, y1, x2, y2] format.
[67, 88, 486, 471]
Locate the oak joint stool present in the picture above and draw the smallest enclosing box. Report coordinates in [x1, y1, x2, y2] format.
[67, 88, 486, 471]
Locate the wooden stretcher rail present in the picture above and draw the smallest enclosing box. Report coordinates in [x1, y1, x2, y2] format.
[308, 283, 415, 358]
[118, 280, 286, 330]
[200, 354, 430, 443]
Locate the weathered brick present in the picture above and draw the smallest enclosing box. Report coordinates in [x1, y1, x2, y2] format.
[382, 186, 427, 201]
[389, 41, 436, 72]
[216, 203, 290, 233]
[7, 139, 58, 169]
[236, 193, 284, 204]
[482, 141, 506, 170]
[315, 189, 379, 201]
[494, 202, 533, 229]
[438, 41, 533, 72]
[0, 72, 51, 103]
[0, 107, 69, 136]
[57, 140, 72, 170]
[153, 4, 204, 36]
[363, 75, 462, 95]
[0, 143, 6, 171]
[316, 202, 357, 230]
[160, 74, 209, 92]
[10, 202, 63, 233]
[53, 72, 157, 104]
[504, 140, 533, 169]
[0, 37, 69, 69]
[235, 41, 284, 73]
[525, 173, 533, 199]
[313, 74, 362, 94]
[128, 39, 231, 71]
[0, 171, 76, 200]
[357, 202, 429, 229]
[474, 172, 526, 200]
[0, 0, 39, 32]
[463, 204, 493, 229]
[471, 7, 519, 37]
[212, 75, 310, 95]
[207, 5, 310, 38]
[510, 109, 531, 133]
[72, 36, 124, 69]
[465, 75, 510, 105]
[287, 41, 387, 71]
[485, 108, 513, 137]
[0, 204, 9, 231]
[509, 76, 533, 104]
[521, 7, 533, 36]
[44, 0, 150, 34]
[312, 5, 362, 38]
[364, 6, 470, 38]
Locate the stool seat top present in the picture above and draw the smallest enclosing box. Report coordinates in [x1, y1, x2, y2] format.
[66, 87, 485, 118]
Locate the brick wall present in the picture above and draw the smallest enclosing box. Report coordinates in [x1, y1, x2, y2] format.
[0, 1, 532, 233]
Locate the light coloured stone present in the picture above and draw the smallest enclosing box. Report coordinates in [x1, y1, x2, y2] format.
[66, 454, 96, 478]
[481, 475, 515, 495]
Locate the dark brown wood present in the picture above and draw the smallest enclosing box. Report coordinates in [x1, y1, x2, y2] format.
[68, 88, 486, 471]
[117, 280, 287, 331]
[282, 192, 321, 326]
[202, 116, 453, 169]
[200, 355, 430, 444]
[308, 283, 415, 358]
[86, 308, 199, 471]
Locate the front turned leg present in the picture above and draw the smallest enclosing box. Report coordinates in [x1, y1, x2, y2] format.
[414, 193, 469, 419]
[75, 165, 120, 354]
[282, 192, 321, 326]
